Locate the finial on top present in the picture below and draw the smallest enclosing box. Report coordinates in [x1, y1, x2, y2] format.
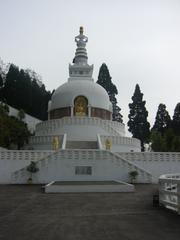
[80, 26, 83, 34]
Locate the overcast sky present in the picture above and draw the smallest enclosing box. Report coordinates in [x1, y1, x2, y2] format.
[1, 0, 180, 130]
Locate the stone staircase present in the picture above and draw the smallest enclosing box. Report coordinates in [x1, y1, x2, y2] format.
[11, 149, 152, 184]
[66, 141, 98, 149]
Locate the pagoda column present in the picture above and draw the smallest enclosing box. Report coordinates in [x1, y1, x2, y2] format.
[88, 105, 91, 117]
[70, 106, 74, 117]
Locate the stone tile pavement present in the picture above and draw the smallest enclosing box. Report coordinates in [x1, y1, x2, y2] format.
[0, 184, 179, 240]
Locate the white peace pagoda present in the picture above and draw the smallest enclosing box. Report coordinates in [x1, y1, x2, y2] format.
[30, 27, 141, 153]
[4, 27, 180, 190]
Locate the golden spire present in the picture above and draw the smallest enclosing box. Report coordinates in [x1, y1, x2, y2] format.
[80, 26, 83, 34]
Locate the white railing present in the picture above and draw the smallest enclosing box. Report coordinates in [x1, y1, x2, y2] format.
[118, 152, 180, 162]
[11, 149, 152, 184]
[35, 117, 124, 136]
[100, 135, 140, 149]
[29, 135, 64, 144]
[0, 150, 54, 161]
[159, 173, 180, 215]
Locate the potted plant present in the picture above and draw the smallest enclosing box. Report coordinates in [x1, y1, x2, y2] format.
[26, 161, 39, 184]
[129, 170, 138, 183]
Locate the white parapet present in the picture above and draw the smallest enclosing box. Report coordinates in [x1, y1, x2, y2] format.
[100, 135, 141, 152]
[34, 117, 125, 138]
[11, 149, 152, 184]
[159, 173, 180, 215]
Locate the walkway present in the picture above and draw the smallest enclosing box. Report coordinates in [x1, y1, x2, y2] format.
[0, 184, 179, 240]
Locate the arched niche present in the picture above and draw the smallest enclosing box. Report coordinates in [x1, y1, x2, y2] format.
[74, 96, 88, 116]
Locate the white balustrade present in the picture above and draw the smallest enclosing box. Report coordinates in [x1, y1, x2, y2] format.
[11, 149, 152, 184]
[118, 152, 180, 162]
[30, 135, 64, 145]
[0, 150, 54, 161]
[100, 135, 140, 148]
[159, 173, 180, 215]
[35, 117, 124, 136]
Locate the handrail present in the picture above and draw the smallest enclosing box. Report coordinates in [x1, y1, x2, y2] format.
[35, 117, 124, 136]
[29, 135, 64, 144]
[62, 133, 67, 149]
[11, 149, 152, 184]
[97, 134, 103, 149]
[0, 150, 54, 161]
[118, 152, 180, 162]
[100, 135, 140, 148]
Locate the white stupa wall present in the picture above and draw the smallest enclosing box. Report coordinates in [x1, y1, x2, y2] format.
[0, 150, 180, 184]
[0, 150, 53, 183]
[118, 152, 180, 182]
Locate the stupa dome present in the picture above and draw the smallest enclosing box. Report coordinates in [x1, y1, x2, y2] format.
[48, 27, 112, 120]
[50, 79, 111, 111]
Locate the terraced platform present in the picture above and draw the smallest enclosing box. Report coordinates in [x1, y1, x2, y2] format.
[45, 180, 134, 193]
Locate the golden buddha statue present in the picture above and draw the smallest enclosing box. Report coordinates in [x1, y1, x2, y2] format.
[52, 137, 60, 150]
[105, 139, 112, 150]
[74, 96, 87, 116]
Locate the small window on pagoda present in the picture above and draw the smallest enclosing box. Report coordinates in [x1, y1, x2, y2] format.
[74, 96, 88, 116]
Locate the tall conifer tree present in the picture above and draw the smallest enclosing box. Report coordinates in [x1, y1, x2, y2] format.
[152, 103, 171, 135]
[0, 74, 3, 100]
[3, 64, 20, 107]
[128, 84, 150, 151]
[172, 103, 180, 136]
[0, 74, 3, 88]
[97, 63, 123, 123]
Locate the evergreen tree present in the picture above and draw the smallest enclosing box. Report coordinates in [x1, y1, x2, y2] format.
[17, 69, 32, 113]
[0, 104, 10, 147]
[0, 74, 3, 88]
[0, 74, 3, 101]
[18, 109, 25, 120]
[97, 63, 123, 123]
[9, 116, 30, 149]
[3, 64, 20, 107]
[2, 62, 51, 120]
[172, 103, 180, 136]
[0, 103, 30, 149]
[128, 84, 150, 151]
[152, 103, 171, 135]
[151, 128, 180, 152]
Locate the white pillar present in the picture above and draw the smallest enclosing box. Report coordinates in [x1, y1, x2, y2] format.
[110, 112, 112, 121]
[71, 106, 74, 117]
[88, 105, 91, 117]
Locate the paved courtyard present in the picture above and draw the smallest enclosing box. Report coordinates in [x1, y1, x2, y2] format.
[0, 184, 179, 240]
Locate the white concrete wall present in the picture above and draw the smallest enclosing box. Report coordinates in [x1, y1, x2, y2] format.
[35, 117, 125, 137]
[118, 152, 180, 183]
[1, 150, 180, 184]
[11, 150, 151, 184]
[30, 135, 64, 150]
[0, 150, 53, 183]
[100, 135, 141, 152]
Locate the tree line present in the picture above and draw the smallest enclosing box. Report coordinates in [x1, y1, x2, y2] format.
[0, 64, 51, 120]
[97, 63, 180, 152]
[0, 61, 179, 152]
[0, 103, 30, 149]
[127, 84, 180, 152]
